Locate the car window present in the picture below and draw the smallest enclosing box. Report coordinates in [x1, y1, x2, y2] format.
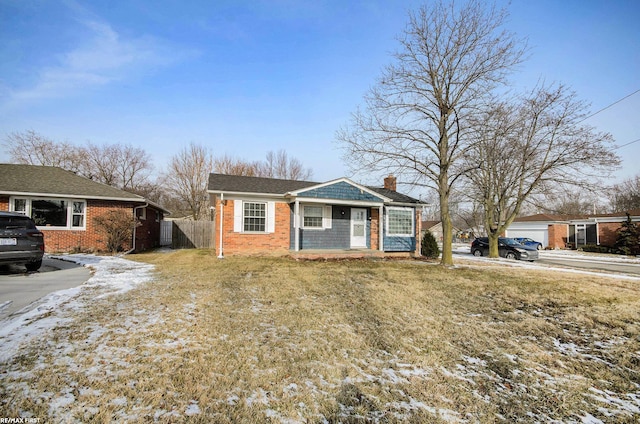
[502, 238, 521, 246]
[0, 216, 36, 230]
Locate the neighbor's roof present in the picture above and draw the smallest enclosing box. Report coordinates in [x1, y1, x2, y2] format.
[421, 220, 441, 229]
[1, 164, 146, 202]
[513, 213, 586, 223]
[208, 173, 424, 204]
[514, 209, 640, 223]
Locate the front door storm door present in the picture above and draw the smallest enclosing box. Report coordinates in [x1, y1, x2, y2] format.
[350, 208, 367, 248]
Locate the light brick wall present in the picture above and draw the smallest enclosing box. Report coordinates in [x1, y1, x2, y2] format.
[547, 224, 567, 249]
[370, 208, 379, 250]
[598, 222, 621, 247]
[214, 197, 291, 256]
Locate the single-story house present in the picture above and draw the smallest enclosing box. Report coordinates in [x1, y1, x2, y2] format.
[505, 210, 640, 249]
[208, 173, 426, 257]
[422, 221, 442, 241]
[421, 220, 463, 242]
[0, 164, 169, 253]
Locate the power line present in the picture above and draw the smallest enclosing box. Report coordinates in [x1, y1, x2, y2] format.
[616, 138, 640, 150]
[584, 88, 640, 121]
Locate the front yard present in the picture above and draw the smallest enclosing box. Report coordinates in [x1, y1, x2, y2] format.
[1, 250, 639, 422]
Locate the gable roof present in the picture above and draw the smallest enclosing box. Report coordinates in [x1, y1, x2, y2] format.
[208, 173, 316, 195]
[208, 173, 424, 204]
[1, 164, 146, 202]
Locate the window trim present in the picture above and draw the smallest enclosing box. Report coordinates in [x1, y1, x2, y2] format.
[302, 205, 324, 230]
[386, 207, 414, 237]
[242, 201, 267, 233]
[9, 196, 87, 230]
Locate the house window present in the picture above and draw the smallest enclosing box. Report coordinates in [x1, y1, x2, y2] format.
[72, 201, 86, 227]
[10, 197, 87, 229]
[244, 202, 266, 232]
[32, 199, 68, 227]
[303, 206, 323, 228]
[387, 207, 414, 236]
[136, 207, 147, 220]
[13, 199, 27, 215]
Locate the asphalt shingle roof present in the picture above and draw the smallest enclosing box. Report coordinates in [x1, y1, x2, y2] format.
[0, 164, 145, 201]
[208, 173, 424, 204]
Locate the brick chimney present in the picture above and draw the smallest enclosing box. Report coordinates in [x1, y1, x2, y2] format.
[384, 174, 396, 191]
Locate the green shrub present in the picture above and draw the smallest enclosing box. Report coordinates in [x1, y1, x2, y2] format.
[581, 244, 611, 253]
[421, 230, 440, 259]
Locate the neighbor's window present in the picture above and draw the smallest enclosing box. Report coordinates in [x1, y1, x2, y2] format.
[32, 199, 68, 227]
[387, 207, 413, 236]
[303, 206, 323, 228]
[9, 197, 86, 229]
[72, 201, 86, 227]
[243, 202, 266, 232]
[13, 199, 27, 215]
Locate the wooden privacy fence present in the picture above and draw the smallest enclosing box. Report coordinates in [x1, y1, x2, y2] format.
[161, 220, 215, 249]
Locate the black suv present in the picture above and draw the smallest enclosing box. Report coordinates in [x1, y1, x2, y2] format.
[0, 211, 45, 271]
[471, 237, 538, 261]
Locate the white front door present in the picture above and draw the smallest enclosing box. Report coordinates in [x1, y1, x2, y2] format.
[350, 208, 367, 248]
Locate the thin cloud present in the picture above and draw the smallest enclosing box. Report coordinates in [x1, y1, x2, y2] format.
[7, 16, 196, 105]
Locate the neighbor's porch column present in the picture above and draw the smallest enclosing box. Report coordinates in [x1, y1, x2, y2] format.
[378, 205, 384, 251]
[294, 199, 300, 251]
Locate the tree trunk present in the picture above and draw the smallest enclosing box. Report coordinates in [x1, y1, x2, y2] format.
[488, 231, 500, 258]
[439, 173, 454, 266]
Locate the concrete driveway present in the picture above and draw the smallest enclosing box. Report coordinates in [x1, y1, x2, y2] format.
[0, 257, 91, 320]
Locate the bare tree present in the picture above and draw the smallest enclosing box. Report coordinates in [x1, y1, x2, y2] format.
[79, 142, 153, 191]
[337, 0, 526, 265]
[260, 150, 313, 180]
[4, 131, 155, 193]
[4, 130, 82, 173]
[214, 150, 313, 180]
[608, 174, 640, 212]
[163, 143, 213, 220]
[213, 154, 261, 177]
[465, 84, 619, 257]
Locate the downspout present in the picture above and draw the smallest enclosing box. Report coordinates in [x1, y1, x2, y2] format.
[294, 199, 300, 251]
[218, 193, 224, 258]
[123, 203, 148, 255]
[379, 205, 384, 252]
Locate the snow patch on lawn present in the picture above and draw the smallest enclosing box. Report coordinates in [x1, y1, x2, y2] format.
[0, 254, 154, 364]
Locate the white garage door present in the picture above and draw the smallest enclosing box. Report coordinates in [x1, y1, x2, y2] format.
[505, 228, 548, 248]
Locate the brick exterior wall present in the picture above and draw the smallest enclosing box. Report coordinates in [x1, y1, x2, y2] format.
[598, 222, 621, 247]
[134, 207, 164, 253]
[371, 208, 379, 250]
[214, 197, 291, 256]
[0, 196, 161, 253]
[547, 224, 567, 249]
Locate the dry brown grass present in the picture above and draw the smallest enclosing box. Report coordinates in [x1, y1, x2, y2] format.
[1, 249, 640, 422]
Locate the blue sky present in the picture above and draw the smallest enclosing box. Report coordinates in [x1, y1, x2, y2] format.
[1, 0, 638, 190]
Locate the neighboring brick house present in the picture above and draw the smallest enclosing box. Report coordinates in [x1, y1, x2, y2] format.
[208, 173, 426, 257]
[0, 164, 169, 253]
[505, 210, 640, 249]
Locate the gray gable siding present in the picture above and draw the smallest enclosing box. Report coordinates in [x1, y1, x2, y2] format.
[289, 205, 370, 250]
[297, 181, 384, 202]
[383, 235, 416, 252]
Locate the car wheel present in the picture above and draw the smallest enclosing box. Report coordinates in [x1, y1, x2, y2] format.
[472, 249, 483, 257]
[25, 260, 42, 272]
[505, 252, 517, 260]
[537, 244, 542, 250]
